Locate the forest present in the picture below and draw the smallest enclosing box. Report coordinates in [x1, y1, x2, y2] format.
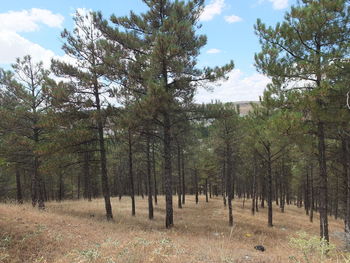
[0, 0, 350, 262]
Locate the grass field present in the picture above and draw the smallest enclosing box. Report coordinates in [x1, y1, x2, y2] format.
[0, 195, 348, 263]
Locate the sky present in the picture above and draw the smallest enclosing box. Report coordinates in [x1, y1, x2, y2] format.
[0, 0, 297, 103]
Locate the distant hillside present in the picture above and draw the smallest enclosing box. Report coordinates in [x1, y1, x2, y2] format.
[232, 101, 260, 116]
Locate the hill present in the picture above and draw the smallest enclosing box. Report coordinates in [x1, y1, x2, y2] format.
[0, 196, 346, 263]
[233, 101, 259, 116]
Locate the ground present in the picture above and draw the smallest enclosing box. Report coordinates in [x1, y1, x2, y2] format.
[0, 195, 347, 263]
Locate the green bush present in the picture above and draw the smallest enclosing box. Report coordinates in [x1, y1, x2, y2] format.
[288, 232, 335, 263]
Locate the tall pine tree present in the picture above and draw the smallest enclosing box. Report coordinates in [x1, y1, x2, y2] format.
[51, 11, 113, 220]
[94, 0, 233, 228]
[254, 0, 350, 241]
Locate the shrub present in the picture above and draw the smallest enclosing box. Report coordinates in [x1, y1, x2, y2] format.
[288, 232, 335, 263]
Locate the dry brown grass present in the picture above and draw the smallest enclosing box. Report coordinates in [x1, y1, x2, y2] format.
[0, 195, 347, 263]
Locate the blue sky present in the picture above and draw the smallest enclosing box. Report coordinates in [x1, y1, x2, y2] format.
[0, 0, 296, 102]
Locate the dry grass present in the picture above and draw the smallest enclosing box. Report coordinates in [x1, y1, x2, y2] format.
[0, 195, 347, 263]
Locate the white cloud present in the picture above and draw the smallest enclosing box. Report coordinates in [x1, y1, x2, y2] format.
[268, 0, 288, 10]
[200, 0, 225, 21]
[0, 8, 65, 67]
[0, 8, 64, 32]
[224, 15, 242, 23]
[207, 48, 221, 54]
[0, 30, 55, 66]
[195, 69, 271, 103]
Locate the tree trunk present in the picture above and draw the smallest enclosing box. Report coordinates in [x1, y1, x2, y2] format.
[146, 135, 153, 219]
[163, 112, 173, 228]
[94, 87, 113, 220]
[31, 128, 45, 209]
[136, 171, 141, 197]
[83, 151, 92, 201]
[144, 170, 148, 196]
[317, 121, 329, 242]
[334, 170, 339, 220]
[305, 169, 310, 215]
[251, 183, 255, 215]
[342, 137, 350, 243]
[255, 193, 259, 212]
[252, 156, 257, 215]
[275, 173, 279, 206]
[222, 161, 227, 207]
[77, 172, 81, 200]
[43, 178, 48, 202]
[71, 174, 74, 199]
[261, 171, 265, 208]
[58, 171, 64, 202]
[118, 166, 123, 201]
[205, 178, 209, 203]
[152, 141, 158, 205]
[280, 160, 285, 213]
[286, 184, 291, 205]
[15, 169, 23, 204]
[181, 149, 185, 205]
[267, 144, 273, 227]
[34, 155, 45, 209]
[128, 128, 136, 216]
[50, 178, 54, 201]
[310, 164, 314, 223]
[177, 143, 182, 208]
[226, 143, 233, 226]
[209, 182, 212, 199]
[195, 169, 198, 204]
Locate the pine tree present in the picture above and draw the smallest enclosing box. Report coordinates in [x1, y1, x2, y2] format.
[208, 102, 241, 226]
[94, 0, 233, 228]
[0, 56, 51, 209]
[254, 0, 350, 241]
[51, 11, 113, 220]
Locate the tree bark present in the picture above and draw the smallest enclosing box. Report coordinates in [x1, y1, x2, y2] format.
[58, 171, 64, 202]
[177, 143, 182, 208]
[31, 127, 45, 209]
[195, 169, 198, 204]
[128, 128, 136, 216]
[34, 157, 45, 209]
[83, 149, 92, 202]
[181, 149, 185, 205]
[261, 171, 265, 208]
[267, 144, 273, 227]
[94, 86, 113, 220]
[77, 172, 81, 199]
[163, 112, 173, 228]
[305, 169, 310, 215]
[205, 178, 209, 203]
[280, 160, 285, 213]
[334, 170, 339, 220]
[226, 143, 233, 226]
[222, 161, 227, 207]
[252, 156, 257, 215]
[146, 135, 154, 219]
[275, 172, 279, 206]
[342, 137, 350, 242]
[317, 121, 329, 242]
[209, 181, 212, 199]
[152, 141, 158, 205]
[310, 164, 314, 222]
[15, 169, 23, 204]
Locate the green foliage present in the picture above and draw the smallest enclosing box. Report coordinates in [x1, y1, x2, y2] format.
[289, 232, 336, 263]
[0, 233, 12, 249]
[254, 0, 350, 123]
[78, 248, 101, 262]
